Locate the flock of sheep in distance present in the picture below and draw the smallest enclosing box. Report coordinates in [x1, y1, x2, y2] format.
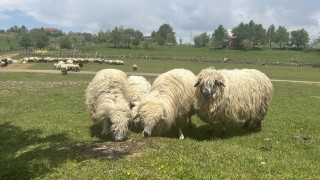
[85, 67, 273, 141]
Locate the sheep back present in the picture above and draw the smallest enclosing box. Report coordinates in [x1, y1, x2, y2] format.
[85, 68, 132, 141]
[135, 68, 197, 136]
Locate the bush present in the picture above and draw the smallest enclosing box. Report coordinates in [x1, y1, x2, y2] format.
[242, 39, 253, 51]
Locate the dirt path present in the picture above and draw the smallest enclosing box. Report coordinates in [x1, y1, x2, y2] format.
[1, 62, 319, 84]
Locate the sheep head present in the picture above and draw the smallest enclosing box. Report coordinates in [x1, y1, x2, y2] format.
[194, 69, 225, 99]
[109, 110, 131, 141]
[133, 100, 166, 137]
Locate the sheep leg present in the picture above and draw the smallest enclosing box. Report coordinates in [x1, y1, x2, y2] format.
[252, 121, 262, 132]
[220, 124, 227, 138]
[243, 120, 251, 129]
[188, 115, 195, 129]
[178, 128, 184, 140]
[206, 124, 214, 137]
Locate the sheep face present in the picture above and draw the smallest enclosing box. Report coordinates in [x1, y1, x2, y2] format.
[194, 79, 225, 99]
[133, 101, 166, 137]
[108, 111, 131, 141]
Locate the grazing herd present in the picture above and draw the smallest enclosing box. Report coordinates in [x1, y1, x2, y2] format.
[85, 67, 273, 141]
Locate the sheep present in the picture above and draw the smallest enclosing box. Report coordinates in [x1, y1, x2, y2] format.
[60, 64, 68, 75]
[132, 64, 138, 71]
[193, 67, 273, 136]
[127, 76, 151, 120]
[85, 69, 132, 141]
[133, 68, 197, 139]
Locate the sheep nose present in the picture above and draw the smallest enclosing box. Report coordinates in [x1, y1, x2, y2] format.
[143, 131, 150, 137]
[203, 89, 211, 97]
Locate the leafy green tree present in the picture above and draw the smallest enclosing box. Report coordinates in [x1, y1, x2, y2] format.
[132, 30, 144, 46]
[274, 26, 290, 49]
[60, 36, 72, 49]
[30, 28, 49, 49]
[19, 33, 33, 52]
[108, 27, 122, 47]
[156, 24, 177, 47]
[249, 21, 266, 47]
[193, 32, 209, 47]
[123, 28, 135, 48]
[97, 30, 107, 43]
[290, 28, 309, 49]
[267, 24, 276, 48]
[212, 25, 228, 49]
[232, 20, 266, 49]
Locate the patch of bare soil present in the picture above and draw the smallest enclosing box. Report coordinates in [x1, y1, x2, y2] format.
[1, 63, 33, 70]
[69, 139, 147, 160]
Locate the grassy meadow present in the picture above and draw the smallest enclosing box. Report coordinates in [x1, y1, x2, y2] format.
[1, 59, 320, 179]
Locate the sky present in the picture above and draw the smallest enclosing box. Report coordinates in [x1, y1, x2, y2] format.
[1, 0, 320, 43]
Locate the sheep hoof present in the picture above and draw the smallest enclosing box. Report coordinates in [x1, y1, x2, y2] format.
[220, 130, 227, 138]
[243, 120, 250, 129]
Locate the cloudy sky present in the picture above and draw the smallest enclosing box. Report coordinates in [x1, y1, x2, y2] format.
[1, 0, 320, 43]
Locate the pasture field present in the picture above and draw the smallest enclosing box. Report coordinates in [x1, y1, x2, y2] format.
[0, 62, 320, 179]
[88, 44, 320, 63]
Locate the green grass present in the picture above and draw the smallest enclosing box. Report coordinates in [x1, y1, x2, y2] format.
[86, 44, 320, 63]
[1, 63, 320, 179]
[30, 60, 320, 82]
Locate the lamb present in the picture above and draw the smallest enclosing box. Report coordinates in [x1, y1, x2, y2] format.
[133, 68, 197, 139]
[127, 76, 151, 120]
[193, 67, 273, 136]
[85, 69, 132, 141]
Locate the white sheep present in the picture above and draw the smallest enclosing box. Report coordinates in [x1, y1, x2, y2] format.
[133, 68, 197, 139]
[194, 67, 273, 136]
[132, 64, 138, 71]
[85, 69, 132, 141]
[127, 76, 151, 120]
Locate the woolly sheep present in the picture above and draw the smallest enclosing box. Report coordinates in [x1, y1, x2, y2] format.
[85, 69, 132, 141]
[128, 76, 151, 120]
[194, 67, 273, 136]
[132, 64, 138, 71]
[133, 68, 197, 139]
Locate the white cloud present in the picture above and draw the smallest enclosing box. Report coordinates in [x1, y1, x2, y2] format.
[1, 0, 320, 42]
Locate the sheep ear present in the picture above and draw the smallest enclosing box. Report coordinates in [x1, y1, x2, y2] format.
[129, 102, 135, 109]
[194, 80, 201, 87]
[215, 80, 225, 87]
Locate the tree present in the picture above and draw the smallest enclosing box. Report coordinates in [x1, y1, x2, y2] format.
[193, 32, 209, 47]
[267, 25, 276, 48]
[132, 30, 144, 46]
[60, 36, 72, 49]
[212, 25, 228, 49]
[30, 28, 49, 49]
[19, 33, 33, 52]
[274, 26, 290, 49]
[108, 27, 122, 47]
[97, 30, 107, 43]
[232, 20, 266, 49]
[290, 28, 309, 49]
[123, 28, 135, 48]
[156, 24, 177, 47]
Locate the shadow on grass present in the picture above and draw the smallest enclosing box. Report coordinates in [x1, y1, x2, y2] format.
[119, 121, 256, 141]
[0, 122, 146, 179]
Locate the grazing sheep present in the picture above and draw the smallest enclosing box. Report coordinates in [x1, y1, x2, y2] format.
[128, 76, 151, 120]
[133, 69, 197, 139]
[194, 67, 273, 136]
[132, 64, 138, 71]
[85, 69, 132, 141]
[60, 64, 68, 75]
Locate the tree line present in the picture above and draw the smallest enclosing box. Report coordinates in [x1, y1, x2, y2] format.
[193, 20, 310, 50]
[1, 20, 317, 52]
